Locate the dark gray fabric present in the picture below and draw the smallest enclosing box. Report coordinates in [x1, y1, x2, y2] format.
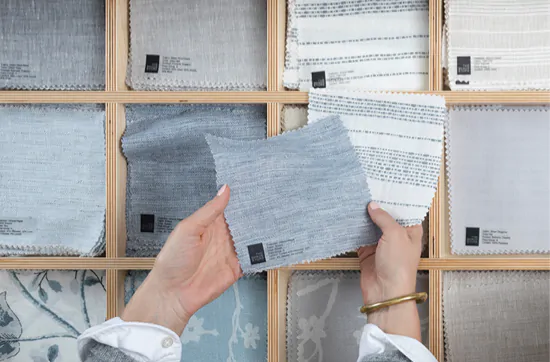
[360, 350, 411, 362]
[81, 340, 137, 362]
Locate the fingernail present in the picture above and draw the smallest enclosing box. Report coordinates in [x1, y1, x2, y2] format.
[369, 202, 380, 210]
[217, 184, 227, 196]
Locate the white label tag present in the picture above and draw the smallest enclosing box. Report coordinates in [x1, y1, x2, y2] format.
[0, 217, 37, 242]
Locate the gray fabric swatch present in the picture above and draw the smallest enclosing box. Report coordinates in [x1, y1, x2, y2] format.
[0, 0, 105, 90]
[0, 105, 106, 256]
[122, 105, 266, 256]
[206, 116, 380, 273]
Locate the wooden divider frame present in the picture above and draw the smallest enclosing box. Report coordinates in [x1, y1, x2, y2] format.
[0, 0, 548, 360]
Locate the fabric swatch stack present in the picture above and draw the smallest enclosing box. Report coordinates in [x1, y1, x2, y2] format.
[122, 105, 266, 256]
[443, 271, 549, 362]
[446, 106, 549, 254]
[125, 272, 267, 362]
[0, 0, 105, 90]
[286, 271, 429, 362]
[127, 0, 267, 90]
[0, 270, 106, 361]
[0, 105, 106, 256]
[444, 0, 550, 90]
[284, 0, 430, 90]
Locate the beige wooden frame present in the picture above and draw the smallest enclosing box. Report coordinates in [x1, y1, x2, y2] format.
[0, 1, 549, 361]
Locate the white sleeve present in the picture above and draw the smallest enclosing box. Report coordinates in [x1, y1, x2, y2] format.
[77, 317, 182, 362]
[357, 324, 437, 362]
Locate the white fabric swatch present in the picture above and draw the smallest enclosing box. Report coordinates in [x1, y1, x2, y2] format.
[284, 0, 430, 90]
[445, 0, 550, 90]
[281, 105, 308, 132]
[308, 89, 446, 226]
[128, 0, 267, 90]
[0, 105, 106, 256]
[443, 271, 550, 362]
[447, 106, 550, 255]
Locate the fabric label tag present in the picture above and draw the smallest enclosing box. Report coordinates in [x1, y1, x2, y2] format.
[248, 243, 266, 265]
[139, 214, 181, 234]
[465, 227, 480, 246]
[457, 57, 471, 75]
[481, 229, 511, 246]
[145, 55, 160, 73]
[0, 217, 36, 240]
[140, 214, 155, 232]
[311, 71, 326, 88]
[0, 63, 35, 81]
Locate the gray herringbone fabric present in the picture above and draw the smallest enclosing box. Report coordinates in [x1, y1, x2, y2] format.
[0, 0, 105, 90]
[122, 105, 266, 256]
[207, 116, 380, 273]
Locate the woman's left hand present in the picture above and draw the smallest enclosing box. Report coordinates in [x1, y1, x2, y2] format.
[122, 185, 242, 335]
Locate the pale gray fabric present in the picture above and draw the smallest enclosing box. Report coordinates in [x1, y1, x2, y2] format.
[0, 105, 106, 256]
[122, 105, 266, 256]
[206, 116, 380, 273]
[443, 271, 550, 362]
[0, 0, 105, 90]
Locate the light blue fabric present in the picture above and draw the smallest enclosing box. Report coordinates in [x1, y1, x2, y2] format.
[125, 272, 268, 362]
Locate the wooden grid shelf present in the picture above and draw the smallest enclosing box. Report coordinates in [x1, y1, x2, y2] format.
[0, 0, 548, 360]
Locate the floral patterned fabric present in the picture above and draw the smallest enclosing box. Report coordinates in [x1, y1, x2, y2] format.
[125, 272, 267, 361]
[0, 270, 106, 362]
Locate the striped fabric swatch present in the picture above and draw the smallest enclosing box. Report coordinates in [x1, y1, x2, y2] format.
[447, 106, 549, 255]
[445, 0, 550, 90]
[0, 0, 105, 90]
[0, 105, 106, 256]
[125, 272, 267, 362]
[308, 89, 446, 226]
[443, 271, 549, 362]
[284, 0, 430, 90]
[287, 271, 429, 362]
[127, 0, 267, 90]
[206, 116, 380, 273]
[122, 105, 266, 256]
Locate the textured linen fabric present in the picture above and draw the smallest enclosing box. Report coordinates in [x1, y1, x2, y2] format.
[127, 0, 266, 90]
[122, 105, 266, 256]
[447, 106, 549, 254]
[445, 0, 550, 90]
[286, 271, 429, 362]
[308, 89, 446, 226]
[281, 105, 308, 132]
[82, 341, 137, 362]
[0, 0, 105, 90]
[207, 116, 380, 272]
[0, 105, 106, 256]
[443, 271, 550, 362]
[284, 0, 429, 90]
[124, 272, 268, 362]
[0, 270, 106, 362]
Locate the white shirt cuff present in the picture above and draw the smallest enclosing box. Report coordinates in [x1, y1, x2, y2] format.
[77, 317, 182, 362]
[357, 324, 437, 362]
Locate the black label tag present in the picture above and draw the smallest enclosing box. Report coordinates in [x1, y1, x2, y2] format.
[140, 214, 155, 233]
[247, 243, 266, 265]
[457, 56, 471, 75]
[311, 71, 326, 88]
[465, 227, 480, 246]
[145, 55, 160, 73]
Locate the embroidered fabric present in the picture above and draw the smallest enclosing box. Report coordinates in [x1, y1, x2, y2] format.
[0, 105, 106, 256]
[125, 272, 267, 362]
[206, 116, 380, 273]
[0, 0, 105, 90]
[0, 270, 106, 361]
[308, 89, 446, 226]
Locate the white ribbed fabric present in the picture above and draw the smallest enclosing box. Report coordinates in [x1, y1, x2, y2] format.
[445, 0, 550, 90]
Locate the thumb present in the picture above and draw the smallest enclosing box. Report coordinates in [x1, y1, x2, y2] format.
[186, 184, 230, 231]
[367, 202, 402, 237]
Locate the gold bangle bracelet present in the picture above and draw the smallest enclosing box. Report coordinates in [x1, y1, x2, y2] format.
[360, 292, 428, 315]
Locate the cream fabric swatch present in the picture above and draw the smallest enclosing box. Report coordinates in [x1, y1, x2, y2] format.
[281, 105, 308, 132]
[443, 271, 550, 362]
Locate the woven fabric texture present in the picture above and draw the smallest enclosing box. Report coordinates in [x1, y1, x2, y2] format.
[0, 0, 105, 90]
[122, 105, 266, 256]
[443, 271, 550, 362]
[281, 105, 308, 132]
[207, 116, 380, 273]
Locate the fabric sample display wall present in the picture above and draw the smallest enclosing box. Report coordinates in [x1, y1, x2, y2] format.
[127, 0, 267, 90]
[308, 89, 446, 226]
[207, 116, 380, 273]
[286, 271, 429, 362]
[0, 105, 106, 256]
[122, 105, 266, 256]
[0, 270, 106, 361]
[284, 0, 429, 90]
[0, 0, 105, 90]
[125, 272, 267, 362]
[447, 106, 549, 254]
[445, 0, 550, 90]
[443, 271, 550, 362]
